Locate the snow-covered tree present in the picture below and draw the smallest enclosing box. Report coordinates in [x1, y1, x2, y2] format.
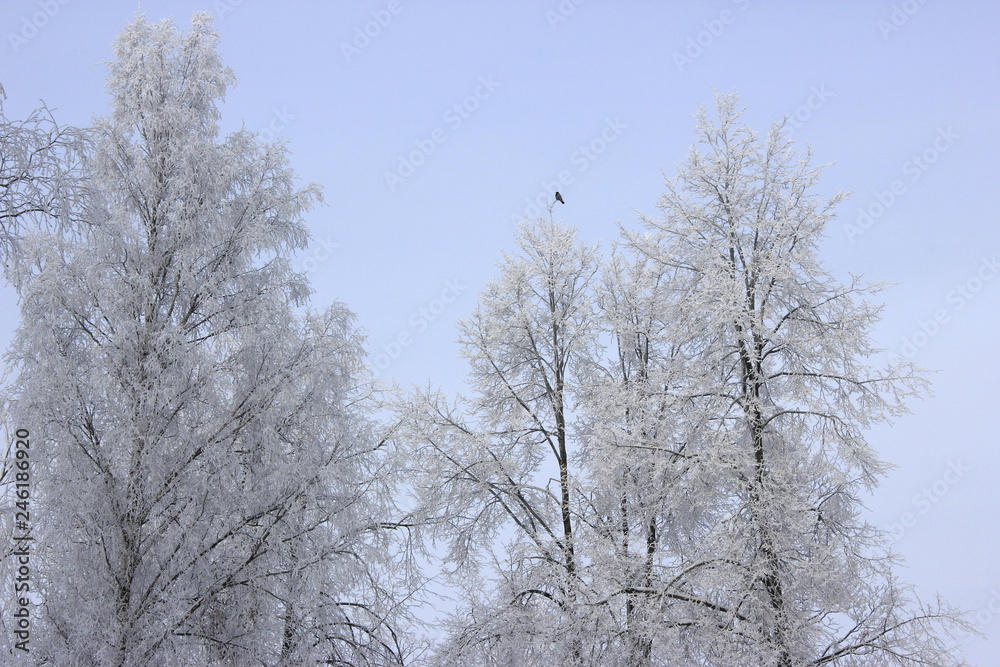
[580, 246, 721, 666]
[3, 15, 407, 665]
[397, 218, 609, 665]
[0, 86, 87, 581]
[0, 81, 87, 280]
[613, 92, 968, 665]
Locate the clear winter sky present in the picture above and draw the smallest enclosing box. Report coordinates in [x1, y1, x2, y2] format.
[2, 1, 998, 662]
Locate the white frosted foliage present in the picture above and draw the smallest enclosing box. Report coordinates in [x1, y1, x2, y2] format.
[3, 15, 407, 666]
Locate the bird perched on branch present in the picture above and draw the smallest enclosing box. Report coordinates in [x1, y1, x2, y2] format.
[554, 191, 565, 204]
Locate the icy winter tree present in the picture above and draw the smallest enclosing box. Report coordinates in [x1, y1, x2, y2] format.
[396, 219, 617, 665]
[0, 81, 87, 280]
[0, 74, 87, 667]
[3, 15, 408, 665]
[612, 93, 969, 665]
[579, 245, 724, 666]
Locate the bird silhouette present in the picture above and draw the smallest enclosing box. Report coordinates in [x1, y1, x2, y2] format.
[555, 192, 565, 204]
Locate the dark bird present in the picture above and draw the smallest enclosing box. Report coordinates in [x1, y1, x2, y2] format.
[554, 191, 565, 204]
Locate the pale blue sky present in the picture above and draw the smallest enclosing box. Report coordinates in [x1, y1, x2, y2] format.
[2, 1, 999, 662]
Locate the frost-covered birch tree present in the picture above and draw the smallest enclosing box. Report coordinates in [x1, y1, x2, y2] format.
[0, 83, 89, 664]
[0, 81, 87, 279]
[4, 15, 407, 666]
[397, 219, 609, 665]
[618, 93, 967, 665]
[580, 246, 732, 665]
